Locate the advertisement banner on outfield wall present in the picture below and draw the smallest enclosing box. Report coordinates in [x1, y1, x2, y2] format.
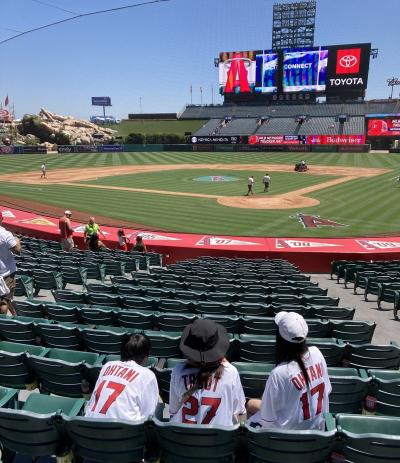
[58, 145, 97, 153]
[18, 145, 47, 154]
[248, 135, 306, 145]
[190, 136, 245, 144]
[98, 145, 124, 152]
[0, 146, 14, 154]
[306, 135, 366, 145]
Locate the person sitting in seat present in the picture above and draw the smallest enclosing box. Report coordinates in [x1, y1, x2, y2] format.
[169, 319, 246, 426]
[85, 334, 159, 421]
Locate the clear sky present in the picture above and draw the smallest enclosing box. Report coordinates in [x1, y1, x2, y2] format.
[0, 0, 399, 119]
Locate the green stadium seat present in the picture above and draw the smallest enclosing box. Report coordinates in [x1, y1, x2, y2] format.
[86, 282, 115, 294]
[88, 292, 121, 307]
[0, 341, 49, 389]
[153, 418, 241, 463]
[233, 303, 269, 317]
[195, 301, 232, 315]
[329, 371, 370, 414]
[302, 295, 340, 307]
[367, 370, 400, 416]
[13, 300, 45, 319]
[377, 282, 400, 310]
[63, 416, 148, 463]
[36, 322, 82, 350]
[308, 305, 355, 320]
[145, 287, 173, 299]
[80, 306, 116, 326]
[116, 310, 154, 330]
[82, 261, 106, 282]
[26, 348, 103, 397]
[122, 296, 155, 311]
[115, 284, 144, 296]
[245, 424, 336, 463]
[0, 393, 85, 460]
[14, 275, 34, 299]
[60, 266, 87, 289]
[0, 318, 37, 344]
[238, 294, 268, 304]
[33, 269, 63, 296]
[343, 343, 400, 370]
[201, 314, 240, 333]
[80, 327, 128, 354]
[52, 289, 87, 306]
[103, 260, 126, 277]
[0, 386, 18, 409]
[207, 292, 236, 303]
[334, 414, 400, 463]
[45, 303, 80, 324]
[330, 320, 376, 344]
[144, 331, 181, 358]
[157, 312, 197, 331]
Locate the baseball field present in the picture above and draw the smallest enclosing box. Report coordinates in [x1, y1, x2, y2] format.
[0, 150, 399, 237]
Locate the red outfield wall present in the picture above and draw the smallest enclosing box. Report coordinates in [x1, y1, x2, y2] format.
[2, 207, 400, 272]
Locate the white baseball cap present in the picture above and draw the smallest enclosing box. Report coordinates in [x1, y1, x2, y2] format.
[274, 311, 308, 344]
[64, 210, 72, 215]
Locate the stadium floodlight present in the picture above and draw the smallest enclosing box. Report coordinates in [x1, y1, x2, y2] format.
[272, 1, 317, 49]
[387, 77, 400, 99]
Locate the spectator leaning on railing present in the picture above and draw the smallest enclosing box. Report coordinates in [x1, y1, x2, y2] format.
[0, 211, 21, 316]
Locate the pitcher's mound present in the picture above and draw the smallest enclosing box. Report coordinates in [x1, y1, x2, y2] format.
[218, 195, 320, 209]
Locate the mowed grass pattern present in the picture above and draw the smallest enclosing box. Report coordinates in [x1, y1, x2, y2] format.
[1, 151, 400, 237]
[83, 169, 338, 196]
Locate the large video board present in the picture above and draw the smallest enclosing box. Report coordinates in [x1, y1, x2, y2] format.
[367, 118, 400, 137]
[219, 43, 370, 96]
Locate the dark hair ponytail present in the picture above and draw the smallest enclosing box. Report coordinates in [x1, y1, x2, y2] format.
[182, 362, 225, 403]
[275, 331, 310, 387]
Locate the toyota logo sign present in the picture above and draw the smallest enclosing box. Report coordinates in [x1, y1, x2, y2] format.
[339, 55, 358, 68]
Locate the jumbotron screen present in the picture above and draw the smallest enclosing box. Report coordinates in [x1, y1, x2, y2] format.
[367, 118, 400, 137]
[218, 43, 371, 95]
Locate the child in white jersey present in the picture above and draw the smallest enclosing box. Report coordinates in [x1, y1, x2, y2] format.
[169, 319, 246, 426]
[247, 312, 331, 430]
[86, 333, 159, 421]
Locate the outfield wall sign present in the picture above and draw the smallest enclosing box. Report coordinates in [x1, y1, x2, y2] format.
[190, 136, 246, 144]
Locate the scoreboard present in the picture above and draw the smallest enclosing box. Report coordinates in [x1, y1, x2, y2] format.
[218, 43, 371, 100]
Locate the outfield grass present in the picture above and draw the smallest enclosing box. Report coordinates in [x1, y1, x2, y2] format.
[1, 151, 400, 237]
[106, 119, 207, 137]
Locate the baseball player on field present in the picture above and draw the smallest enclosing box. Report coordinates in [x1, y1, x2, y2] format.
[247, 312, 331, 430]
[85, 334, 159, 421]
[169, 319, 246, 426]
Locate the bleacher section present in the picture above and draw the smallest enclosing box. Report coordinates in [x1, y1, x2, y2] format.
[254, 117, 299, 135]
[181, 100, 400, 120]
[218, 118, 259, 135]
[1, 236, 399, 462]
[193, 118, 222, 136]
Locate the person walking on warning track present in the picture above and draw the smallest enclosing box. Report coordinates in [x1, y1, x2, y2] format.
[263, 173, 271, 192]
[40, 163, 47, 179]
[246, 176, 255, 196]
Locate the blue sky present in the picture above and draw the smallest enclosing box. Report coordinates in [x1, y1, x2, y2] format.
[0, 0, 399, 118]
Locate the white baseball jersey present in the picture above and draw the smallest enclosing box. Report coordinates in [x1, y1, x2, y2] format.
[263, 175, 271, 184]
[247, 177, 254, 186]
[169, 359, 246, 426]
[41, 164, 46, 171]
[248, 346, 331, 430]
[85, 360, 159, 421]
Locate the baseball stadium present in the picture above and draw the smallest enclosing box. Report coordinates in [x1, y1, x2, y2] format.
[0, 0, 400, 462]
